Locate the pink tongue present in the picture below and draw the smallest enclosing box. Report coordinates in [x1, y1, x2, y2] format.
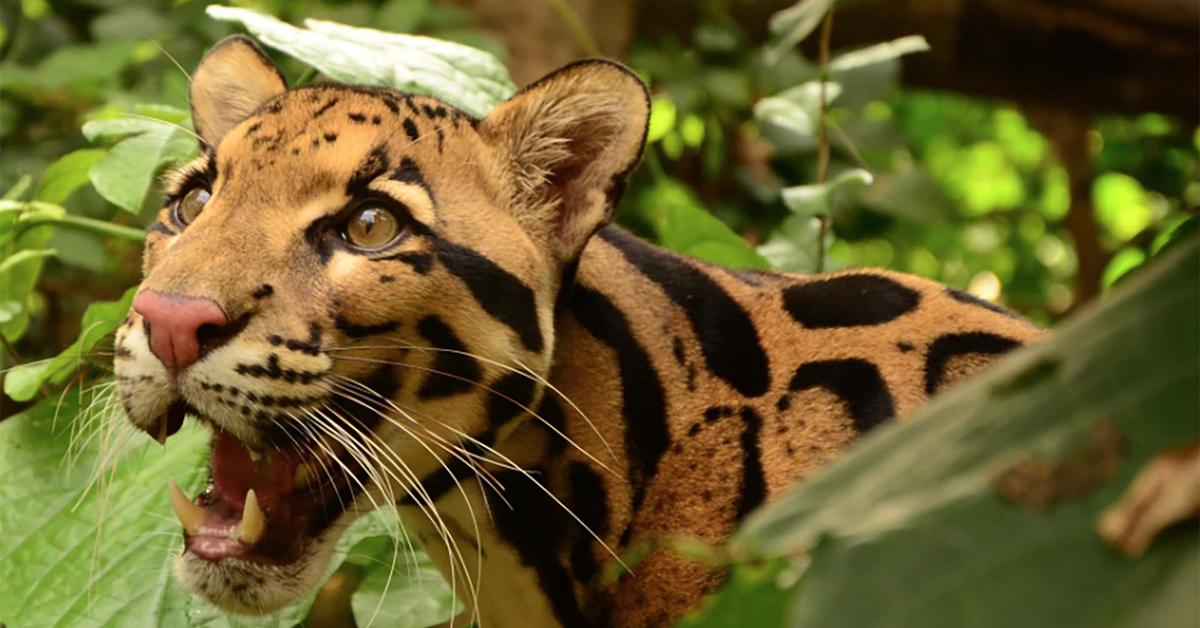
[211, 431, 298, 506]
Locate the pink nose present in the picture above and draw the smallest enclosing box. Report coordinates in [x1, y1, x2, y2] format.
[132, 290, 229, 373]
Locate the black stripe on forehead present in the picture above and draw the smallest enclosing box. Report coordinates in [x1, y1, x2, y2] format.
[347, 143, 391, 195]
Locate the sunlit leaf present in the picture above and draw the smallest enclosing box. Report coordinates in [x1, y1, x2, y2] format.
[765, 0, 835, 64]
[348, 535, 460, 627]
[827, 35, 929, 73]
[206, 5, 516, 118]
[630, 179, 769, 269]
[779, 168, 872, 219]
[754, 81, 841, 154]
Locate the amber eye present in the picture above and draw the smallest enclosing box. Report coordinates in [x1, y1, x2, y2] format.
[175, 187, 210, 225]
[343, 205, 403, 250]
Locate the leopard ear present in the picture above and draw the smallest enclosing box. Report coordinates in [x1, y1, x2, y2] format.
[190, 36, 287, 147]
[480, 59, 650, 260]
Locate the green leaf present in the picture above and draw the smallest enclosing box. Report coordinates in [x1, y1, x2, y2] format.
[765, 0, 835, 63]
[779, 168, 873, 219]
[3, 287, 134, 402]
[206, 5, 516, 118]
[3, 174, 32, 200]
[754, 81, 841, 154]
[631, 179, 769, 269]
[678, 560, 794, 628]
[827, 35, 929, 73]
[0, 201, 65, 341]
[35, 149, 107, 204]
[0, 247, 56, 274]
[84, 118, 196, 213]
[349, 535, 460, 627]
[721, 237, 1200, 627]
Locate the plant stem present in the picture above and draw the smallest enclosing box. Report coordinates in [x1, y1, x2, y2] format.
[815, 9, 834, 273]
[542, 0, 602, 56]
[17, 214, 146, 243]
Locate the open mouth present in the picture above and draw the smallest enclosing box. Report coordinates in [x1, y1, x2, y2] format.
[167, 413, 362, 564]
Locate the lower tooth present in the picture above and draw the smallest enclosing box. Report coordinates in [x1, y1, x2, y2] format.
[237, 489, 266, 544]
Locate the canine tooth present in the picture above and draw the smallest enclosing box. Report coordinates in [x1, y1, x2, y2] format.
[168, 480, 206, 534]
[294, 463, 315, 487]
[153, 415, 169, 445]
[238, 489, 266, 545]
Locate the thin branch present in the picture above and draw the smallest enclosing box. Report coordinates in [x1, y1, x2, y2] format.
[815, 8, 835, 273]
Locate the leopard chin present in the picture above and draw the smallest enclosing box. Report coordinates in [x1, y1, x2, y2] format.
[167, 422, 372, 615]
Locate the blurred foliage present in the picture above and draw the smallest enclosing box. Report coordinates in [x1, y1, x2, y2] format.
[0, 0, 1197, 626]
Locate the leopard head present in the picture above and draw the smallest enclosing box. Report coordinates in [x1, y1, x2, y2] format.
[112, 35, 648, 614]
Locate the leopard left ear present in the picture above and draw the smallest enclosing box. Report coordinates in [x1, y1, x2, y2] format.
[480, 59, 650, 260]
[190, 35, 288, 148]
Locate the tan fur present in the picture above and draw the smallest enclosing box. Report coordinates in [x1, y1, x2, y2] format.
[114, 37, 1043, 626]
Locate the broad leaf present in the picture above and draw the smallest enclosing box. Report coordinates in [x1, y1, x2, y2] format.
[827, 35, 929, 73]
[779, 168, 873, 219]
[35, 149, 107, 205]
[754, 81, 841, 154]
[765, 0, 836, 64]
[3, 288, 134, 402]
[83, 117, 197, 213]
[206, 5, 516, 118]
[697, 238, 1200, 627]
[348, 534, 460, 627]
[631, 179, 769, 269]
[0, 201, 67, 341]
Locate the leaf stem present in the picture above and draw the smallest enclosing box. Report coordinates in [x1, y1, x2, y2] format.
[815, 8, 834, 273]
[17, 214, 146, 243]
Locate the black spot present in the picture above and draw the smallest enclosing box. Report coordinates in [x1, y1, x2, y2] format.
[382, 98, 400, 115]
[422, 104, 448, 118]
[783, 274, 920, 328]
[947, 287, 1024, 320]
[925, 332, 1021, 395]
[371, 115, 382, 125]
[536, 395, 570, 456]
[570, 283, 669, 509]
[566, 462, 609, 583]
[403, 118, 419, 141]
[434, 238, 544, 353]
[379, 275, 395, 284]
[703, 406, 734, 424]
[485, 371, 537, 427]
[599, 227, 771, 398]
[415, 315, 482, 400]
[671, 337, 686, 365]
[348, 112, 367, 123]
[435, 127, 445, 153]
[775, 395, 791, 413]
[290, 147, 300, 155]
[898, 342, 915, 352]
[391, 157, 435, 202]
[314, 98, 339, 117]
[788, 359, 896, 433]
[349, 143, 391, 194]
[252, 284, 274, 299]
[334, 315, 400, 339]
[734, 407, 766, 520]
[381, 250, 434, 274]
[245, 121, 262, 135]
[323, 132, 338, 143]
[492, 470, 588, 627]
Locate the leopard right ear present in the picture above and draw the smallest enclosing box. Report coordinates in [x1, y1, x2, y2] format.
[190, 35, 287, 147]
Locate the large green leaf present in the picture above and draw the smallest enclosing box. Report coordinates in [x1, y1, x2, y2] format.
[36, 149, 107, 205]
[205, 5, 515, 118]
[3, 288, 135, 402]
[691, 237, 1200, 626]
[0, 394, 450, 627]
[83, 117, 197, 214]
[347, 534, 461, 627]
[631, 179, 769, 269]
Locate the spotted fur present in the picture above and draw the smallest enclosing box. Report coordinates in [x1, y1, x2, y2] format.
[113, 36, 1042, 626]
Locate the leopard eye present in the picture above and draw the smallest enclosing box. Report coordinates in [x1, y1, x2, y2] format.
[175, 187, 210, 225]
[342, 205, 404, 250]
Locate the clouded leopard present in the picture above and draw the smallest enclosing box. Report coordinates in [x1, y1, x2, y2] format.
[111, 35, 1042, 627]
